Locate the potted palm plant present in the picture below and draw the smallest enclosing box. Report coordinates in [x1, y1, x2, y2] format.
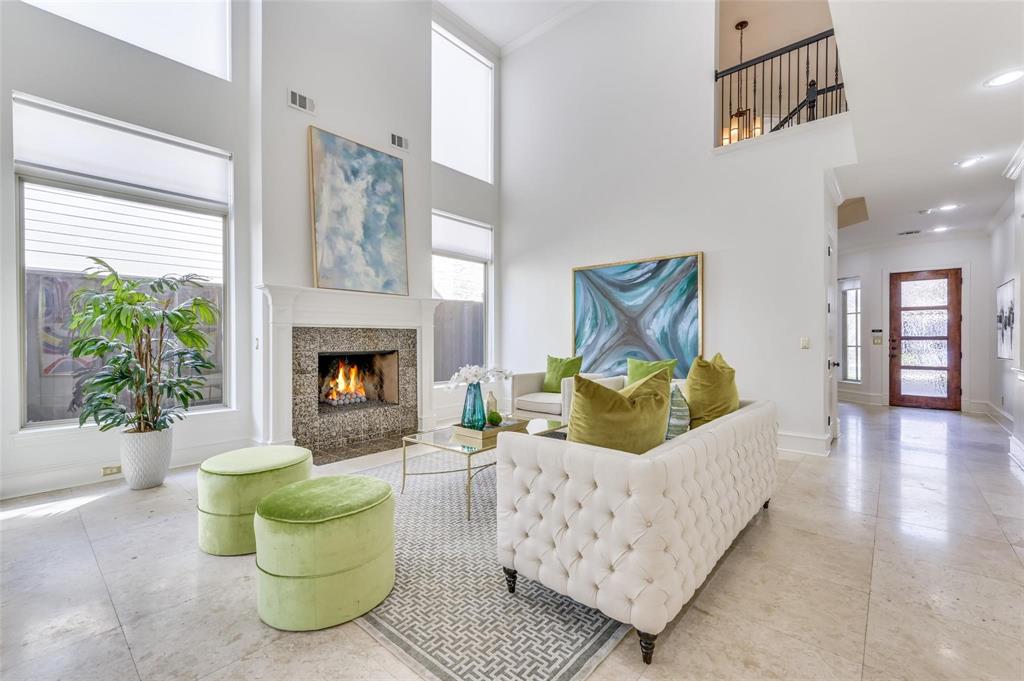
[69, 258, 219, 490]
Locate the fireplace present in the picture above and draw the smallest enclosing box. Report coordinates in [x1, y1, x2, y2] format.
[318, 351, 399, 410]
[292, 326, 418, 455]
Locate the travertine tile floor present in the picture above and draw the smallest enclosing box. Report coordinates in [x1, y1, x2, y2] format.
[1, 403, 1022, 680]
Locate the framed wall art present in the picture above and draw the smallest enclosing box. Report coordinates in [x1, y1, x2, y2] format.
[573, 252, 703, 378]
[308, 126, 409, 295]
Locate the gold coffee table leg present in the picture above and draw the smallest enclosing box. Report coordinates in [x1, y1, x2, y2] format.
[401, 441, 407, 494]
[466, 454, 472, 520]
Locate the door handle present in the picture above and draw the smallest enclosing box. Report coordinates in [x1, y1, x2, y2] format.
[830, 361, 841, 368]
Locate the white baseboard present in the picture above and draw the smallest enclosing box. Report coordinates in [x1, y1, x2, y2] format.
[778, 429, 832, 457]
[0, 436, 255, 501]
[963, 400, 990, 415]
[983, 402, 1014, 434]
[838, 390, 883, 406]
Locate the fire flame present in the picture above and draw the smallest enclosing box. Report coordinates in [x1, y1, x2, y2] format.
[326, 362, 365, 400]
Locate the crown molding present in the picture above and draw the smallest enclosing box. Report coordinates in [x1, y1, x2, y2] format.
[1005, 140, 1024, 180]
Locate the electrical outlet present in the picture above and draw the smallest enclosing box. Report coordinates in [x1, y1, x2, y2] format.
[102, 465, 122, 477]
[799, 337, 810, 350]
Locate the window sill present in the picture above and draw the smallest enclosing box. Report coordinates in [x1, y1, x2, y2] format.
[15, 404, 237, 440]
[838, 380, 862, 386]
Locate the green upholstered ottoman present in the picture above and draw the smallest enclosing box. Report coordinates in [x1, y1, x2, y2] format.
[197, 446, 312, 556]
[254, 475, 395, 631]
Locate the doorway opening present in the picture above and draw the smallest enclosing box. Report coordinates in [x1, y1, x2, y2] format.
[888, 269, 962, 410]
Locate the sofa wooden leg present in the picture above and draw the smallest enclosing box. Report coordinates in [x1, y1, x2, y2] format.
[638, 631, 657, 664]
[763, 498, 771, 509]
[502, 567, 517, 594]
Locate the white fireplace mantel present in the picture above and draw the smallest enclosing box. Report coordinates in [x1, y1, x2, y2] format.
[257, 284, 440, 446]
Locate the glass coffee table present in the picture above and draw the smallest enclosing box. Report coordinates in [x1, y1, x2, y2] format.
[401, 419, 566, 520]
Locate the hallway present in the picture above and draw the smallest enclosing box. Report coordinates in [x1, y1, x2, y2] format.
[769, 402, 1024, 679]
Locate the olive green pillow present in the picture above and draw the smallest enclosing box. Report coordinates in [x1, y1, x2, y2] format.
[543, 355, 583, 393]
[683, 353, 739, 428]
[567, 370, 671, 454]
[626, 357, 679, 385]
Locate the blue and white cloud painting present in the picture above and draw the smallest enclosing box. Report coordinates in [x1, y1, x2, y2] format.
[309, 127, 409, 295]
[574, 254, 702, 378]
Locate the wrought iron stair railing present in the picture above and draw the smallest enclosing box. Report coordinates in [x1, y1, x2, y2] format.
[715, 28, 846, 146]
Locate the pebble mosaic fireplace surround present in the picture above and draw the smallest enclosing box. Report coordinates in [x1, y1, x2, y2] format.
[292, 326, 418, 454]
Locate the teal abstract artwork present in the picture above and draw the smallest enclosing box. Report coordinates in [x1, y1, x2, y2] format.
[574, 253, 702, 378]
[309, 126, 409, 295]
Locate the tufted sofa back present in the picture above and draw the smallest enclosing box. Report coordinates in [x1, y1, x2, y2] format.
[496, 400, 777, 635]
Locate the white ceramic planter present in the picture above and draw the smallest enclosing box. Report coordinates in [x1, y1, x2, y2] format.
[120, 429, 173, 490]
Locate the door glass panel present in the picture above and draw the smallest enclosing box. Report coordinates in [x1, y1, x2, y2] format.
[902, 310, 947, 337]
[901, 340, 947, 367]
[846, 315, 858, 341]
[901, 369, 948, 397]
[901, 279, 947, 307]
[846, 347, 859, 379]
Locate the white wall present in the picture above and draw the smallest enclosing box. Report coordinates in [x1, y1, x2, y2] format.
[257, 1, 431, 294]
[0, 1, 505, 497]
[499, 2, 857, 455]
[837, 235, 992, 413]
[989, 195, 1017, 429]
[0, 1, 255, 498]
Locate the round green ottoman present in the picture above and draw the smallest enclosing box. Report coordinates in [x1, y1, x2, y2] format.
[197, 446, 312, 556]
[254, 475, 395, 631]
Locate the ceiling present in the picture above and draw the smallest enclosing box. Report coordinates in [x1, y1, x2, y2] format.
[440, 1, 583, 52]
[829, 0, 1024, 249]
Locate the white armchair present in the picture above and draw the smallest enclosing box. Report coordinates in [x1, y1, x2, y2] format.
[510, 371, 604, 420]
[496, 400, 777, 664]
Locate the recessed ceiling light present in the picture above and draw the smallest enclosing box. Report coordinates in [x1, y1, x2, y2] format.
[932, 226, 950, 233]
[984, 69, 1024, 87]
[954, 156, 984, 168]
[898, 230, 921, 236]
[938, 204, 959, 211]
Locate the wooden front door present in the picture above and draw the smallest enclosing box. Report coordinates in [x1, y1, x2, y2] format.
[889, 269, 962, 410]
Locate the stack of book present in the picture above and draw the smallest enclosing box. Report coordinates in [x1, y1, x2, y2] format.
[452, 418, 529, 444]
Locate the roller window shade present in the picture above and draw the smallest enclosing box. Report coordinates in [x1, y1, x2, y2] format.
[13, 96, 231, 204]
[431, 212, 492, 262]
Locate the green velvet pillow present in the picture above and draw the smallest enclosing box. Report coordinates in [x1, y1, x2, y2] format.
[567, 370, 671, 454]
[626, 357, 679, 385]
[666, 385, 691, 439]
[543, 355, 583, 393]
[683, 353, 739, 428]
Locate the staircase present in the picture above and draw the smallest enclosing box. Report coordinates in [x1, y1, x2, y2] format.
[716, 29, 847, 146]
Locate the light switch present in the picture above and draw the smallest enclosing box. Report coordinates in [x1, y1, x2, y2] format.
[799, 337, 810, 350]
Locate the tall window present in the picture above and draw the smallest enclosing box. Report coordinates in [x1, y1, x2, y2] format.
[841, 278, 862, 382]
[432, 212, 492, 382]
[431, 23, 494, 183]
[14, 95, 230, 425]
[22, 0, 231, 80]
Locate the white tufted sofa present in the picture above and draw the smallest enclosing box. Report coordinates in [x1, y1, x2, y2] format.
[496, 400, 777, 664]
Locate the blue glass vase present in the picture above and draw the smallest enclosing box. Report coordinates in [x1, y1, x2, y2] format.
[461, 382, 486, 430]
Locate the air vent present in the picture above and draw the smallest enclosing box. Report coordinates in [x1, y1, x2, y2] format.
[898, 230, 922, 236]
[287, 89, 315, 114]
[390, 133, 410, 152]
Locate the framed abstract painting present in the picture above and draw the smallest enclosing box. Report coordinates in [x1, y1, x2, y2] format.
[308, 126, 409, 295]
[573, 252, 703, 378]
[996, 278, 1016, 360]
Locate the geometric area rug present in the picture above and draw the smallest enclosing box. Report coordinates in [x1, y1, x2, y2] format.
[356, 450, 631, 681]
